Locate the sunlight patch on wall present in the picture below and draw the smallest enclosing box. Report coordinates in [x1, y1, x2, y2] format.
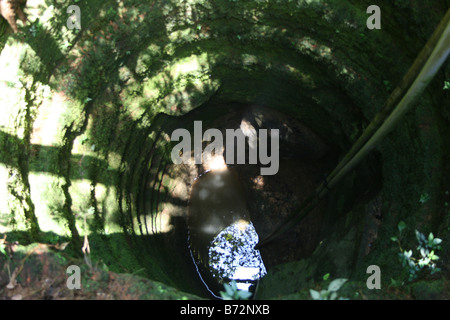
[28, 172, 70, 236]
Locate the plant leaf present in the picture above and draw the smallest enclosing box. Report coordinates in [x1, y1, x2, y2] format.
[238, 290, 252, 300]
[0, 244, 8, 259]
[420, 232, 427, 242]
[444, 81, 450, 90]
[420, 247, 428, 257]
[406, 250, 413, 258]
[220, 291, 233, 300]
[415, 230, 422, 243]
[231, 280, 238, 292]
[310, 289, 320, 300]
[320, 290, 328, 298]
[224, 283, 234, 297]
[328, 278, 347, 292]
[397, 221, 406, 233]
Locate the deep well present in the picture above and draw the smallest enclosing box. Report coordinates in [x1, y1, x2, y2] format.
[0, 0, 449, 299]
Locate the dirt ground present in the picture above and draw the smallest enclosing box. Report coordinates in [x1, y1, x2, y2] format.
[0, 240, 201, 300]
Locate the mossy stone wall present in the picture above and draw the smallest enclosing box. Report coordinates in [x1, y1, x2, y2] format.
[1, 0, 448, 298]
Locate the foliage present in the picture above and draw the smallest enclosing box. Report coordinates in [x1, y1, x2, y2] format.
[391, 221, 442, 282]
[444, 81, 450, 90]
[419, 193, 430, 204]
[383, 80, 392, 92]
[0, 242, 9, 260]
[28, 21, 44, 38]
[309, 278, 348, 300]
[220, 280, 252, 300]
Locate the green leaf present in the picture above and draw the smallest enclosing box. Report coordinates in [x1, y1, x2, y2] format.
[397, 221, 406, 233]
[390, 278, 402, 287]
[420, 247, 428, 257]
[220, 291, 233, 300]
[420, 233, 427, 242]
[87, 206, 95, 215]
[415, 230, 420, 242]
[444, 81, 450, 90]
[237, 290, 252, 300]
[418, 258, 428, 267]
[415, 230, 426, 243]
[405, 250, 413, 258]
[310, 289, 320, 300]
[0, 244, 8, 259]
[323, 273, 330, 281]
[428, 232, 434, 242]
[419, 193, 430, 204]
[390, 236, 398, 242]
[224, 283, 234, 297]
[230, 280, 238, 292]
[433, 238, 442, 245]
[328, 278, 347, 292]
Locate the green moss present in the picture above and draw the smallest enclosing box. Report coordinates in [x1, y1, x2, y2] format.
[0, 0, 448, 299]
[410, 280, 448, 300]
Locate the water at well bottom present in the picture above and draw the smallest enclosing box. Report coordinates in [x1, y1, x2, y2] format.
[188, 167, 267, 294]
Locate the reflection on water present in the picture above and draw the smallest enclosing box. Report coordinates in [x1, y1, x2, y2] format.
[209, 219, 266, 291]
[188, 167, 267, 296]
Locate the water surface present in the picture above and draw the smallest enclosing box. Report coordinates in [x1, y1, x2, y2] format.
[188, 167, 266, 295]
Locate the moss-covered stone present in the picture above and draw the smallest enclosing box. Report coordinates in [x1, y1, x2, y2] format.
[0, 0, 448, 299]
